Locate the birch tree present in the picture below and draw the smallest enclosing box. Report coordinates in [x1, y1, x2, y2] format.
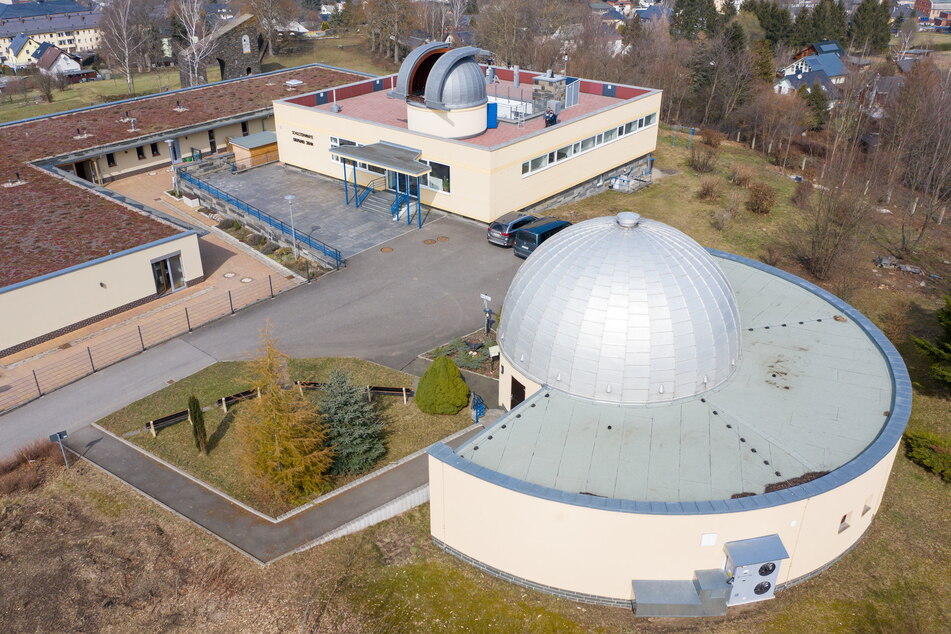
[172, 0, 220, 87]
[100, 0, 150, 94]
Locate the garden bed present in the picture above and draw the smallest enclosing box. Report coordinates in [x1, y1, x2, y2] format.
[214, 216, 330, 280]
[422, 330, 499, 378]
[96, 358, 471, 516]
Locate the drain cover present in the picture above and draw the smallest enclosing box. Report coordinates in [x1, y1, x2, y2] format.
[223, 272, 236, 278]
[423, 239, 436, 245]
[381, 247, 393, 253]
[437, 236, 450, 242]
[240, 277, 253, 283]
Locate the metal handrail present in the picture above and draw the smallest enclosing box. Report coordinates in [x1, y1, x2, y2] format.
[356, 177, 385, 206]
[390, 192, 409, 215]
[178, 170, 344, 268]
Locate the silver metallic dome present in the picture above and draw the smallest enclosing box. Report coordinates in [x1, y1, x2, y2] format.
[424, 53, 487, 110]
[498, 213, 741, 404]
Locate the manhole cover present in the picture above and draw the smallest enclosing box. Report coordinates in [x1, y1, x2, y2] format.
[423, 239, 437, 245]
[166, 379, 175, 385]
[437, 236, 450, 242]
[240, 277, 253, 283]
[59, 342, 72, 350]
[223, 272, 236, 278]
[381, 247, 394, 253]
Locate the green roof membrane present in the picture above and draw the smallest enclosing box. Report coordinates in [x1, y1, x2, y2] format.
[459, 257, 894, 503]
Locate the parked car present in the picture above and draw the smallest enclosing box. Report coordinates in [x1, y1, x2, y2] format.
[487, 212, 538, 247]
[513, 217, 571, 258]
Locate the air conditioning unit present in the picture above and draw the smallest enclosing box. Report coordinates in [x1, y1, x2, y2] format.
[724, 535, 789, 606]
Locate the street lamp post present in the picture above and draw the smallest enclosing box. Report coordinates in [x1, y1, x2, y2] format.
[284, 194, 298, 259]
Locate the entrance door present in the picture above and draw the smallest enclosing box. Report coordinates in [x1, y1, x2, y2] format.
[386, 171, 418, 196]
[151, 254, 185, 296]
[511, 377, 526, 408]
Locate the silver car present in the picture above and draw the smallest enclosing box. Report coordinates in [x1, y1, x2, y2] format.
[487, 212, 538, 247]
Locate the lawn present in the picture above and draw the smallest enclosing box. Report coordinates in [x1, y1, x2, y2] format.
[96, 358, 471, 516]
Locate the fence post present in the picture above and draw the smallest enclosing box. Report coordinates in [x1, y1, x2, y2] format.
[33, 369, 42, 397]
[87, 347, 96, 372]
[268, 274, 274, 298]
[228, 290, 235, 315]
[137, 325, 146, 351]
[185, 306, 192, 332]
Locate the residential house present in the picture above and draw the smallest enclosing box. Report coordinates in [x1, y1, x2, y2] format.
[0, 10, 102, 58]
[914, 0, 951, 18]
[783, 53, 848, 84]
[866, 74, 905, 118]
[774, 69, 840, 105]
[793, 40, 845, 60]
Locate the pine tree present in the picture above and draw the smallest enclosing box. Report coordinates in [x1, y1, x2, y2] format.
[792, 7, 816, 48]
[416, 356, 470, 415]
[236, 330, 333, 506]
[672, 0, 720, 39]
[318, 369, 387, 476]
[188, 395, 208, 455]
[752, 39, 776, 82]
[912, 296, 951, 387]
[798, 82, 830, 128]
[849, 0, 891, 53]
[741, 0, 793, 45]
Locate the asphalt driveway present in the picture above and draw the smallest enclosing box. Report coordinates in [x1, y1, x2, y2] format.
[0, 215, 522, 453]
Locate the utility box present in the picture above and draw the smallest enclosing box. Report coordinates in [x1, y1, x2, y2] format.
[724, 535, 789, 606]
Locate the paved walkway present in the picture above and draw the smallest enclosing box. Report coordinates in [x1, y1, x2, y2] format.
[65, 419, 491, 563]
[201, 163, 444, 259]
[0, 215, 521, 454]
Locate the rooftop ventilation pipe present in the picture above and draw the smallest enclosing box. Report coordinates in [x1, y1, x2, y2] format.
[513, 65, 520, 88]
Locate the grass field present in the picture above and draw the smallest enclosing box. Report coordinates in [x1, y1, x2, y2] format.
[96, 358, 470, 516]
[0, 34, 391, 124]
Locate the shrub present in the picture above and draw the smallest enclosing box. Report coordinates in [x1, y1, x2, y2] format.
[246, 233, 265, 247]
[904, 431, 951, 482]
[261, 241, 279, 255]
[697, 176, 722, 201]
[711, 208, 734, 232]
[761, 245, 782, 267]
[746, 182, 776, 214]
[217, 218, 235, 230]
[416, 356, 469, 415]
[701, 128, 724, 148]
[188, 395, 207, 455]
[791, 180, 813, 208]
[730, 165, 754, 187]
[689, 146, 718, 174]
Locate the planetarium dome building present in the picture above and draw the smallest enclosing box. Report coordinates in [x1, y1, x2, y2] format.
[427, 213, 911, 617]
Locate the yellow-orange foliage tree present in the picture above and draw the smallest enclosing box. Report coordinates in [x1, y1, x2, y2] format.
[237, 328, 333, 507]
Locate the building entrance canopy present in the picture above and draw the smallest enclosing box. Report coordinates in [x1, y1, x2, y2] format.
[330, 141, 431, 177]
[334, 142, 430, 228]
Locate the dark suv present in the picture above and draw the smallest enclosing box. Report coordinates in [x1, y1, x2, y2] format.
[513, 217, 571, 258]
[487, 212, 538, 247]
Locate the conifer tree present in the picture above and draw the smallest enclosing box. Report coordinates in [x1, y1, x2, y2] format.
[188, 395, 208, 455]
[236, 330, 333, 505]
[752, 39, 776, 82]
[849, 0, 890, 53]
[672, 0, 721, 39]
[416, 356, 470, 415]
[912, 296, 951, 387]
[798, 82, 830, 128]
[318, 369, 387, 476]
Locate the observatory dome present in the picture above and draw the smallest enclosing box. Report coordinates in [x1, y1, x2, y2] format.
[498, 212, 741, 404]
[427, 56, 487, 109]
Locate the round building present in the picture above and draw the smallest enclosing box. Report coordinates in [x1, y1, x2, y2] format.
[427, 213, 910, 616]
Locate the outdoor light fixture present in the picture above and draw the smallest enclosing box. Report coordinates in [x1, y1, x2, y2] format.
[284, 194, 298, 259]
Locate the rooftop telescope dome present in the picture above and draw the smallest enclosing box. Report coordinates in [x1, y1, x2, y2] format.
[498, 212, 741, 404]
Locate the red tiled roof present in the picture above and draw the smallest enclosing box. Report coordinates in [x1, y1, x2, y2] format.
[0, 65, 362, 288]
[36, 45, 64, 72]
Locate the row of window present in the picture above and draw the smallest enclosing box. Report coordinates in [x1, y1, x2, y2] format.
[521, 113, 657, 177]
[329, 137, 452, 193]
[106, 142, 161, 167]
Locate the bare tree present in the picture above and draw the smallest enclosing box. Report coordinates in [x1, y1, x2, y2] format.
[894, 18, 918, 58]
[414, 1, 447, 41]
[620, 17, 693, 122]
[173, 0, 222, 87]
[100, 0, 151, 94]
[365, 0, 413, 63]
[447, 0, 466, 33]
[33, 72, 55, 103]
[241, 0, 301, 54]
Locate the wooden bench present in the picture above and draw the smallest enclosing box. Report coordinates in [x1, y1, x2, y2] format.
[216, 388, 259, 412]
[145, 409, 189, 436]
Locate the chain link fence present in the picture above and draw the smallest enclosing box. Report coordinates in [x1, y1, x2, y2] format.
[0, 275, 290, 415]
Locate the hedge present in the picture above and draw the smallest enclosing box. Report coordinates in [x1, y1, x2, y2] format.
[903, 431, 951, 482]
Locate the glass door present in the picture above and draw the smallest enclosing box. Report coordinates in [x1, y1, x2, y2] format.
[151, 254, 185, 295]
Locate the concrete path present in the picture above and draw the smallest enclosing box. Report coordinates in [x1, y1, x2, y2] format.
[0, 215, 520, 454]
[65, 422, 487, 563]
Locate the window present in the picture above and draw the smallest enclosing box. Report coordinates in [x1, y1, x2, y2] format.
[241, 121, 249, 136]
[208, 129, 216, 154]
[862, 495, 873, 516]
[106, 153, 116, 168]
[150, 142, 160, 157]
[423, 160, 451, 193]
[838, 513, 851, 533]
[135, 146, 145, 160]
[330, 136, 357, 163]
[151, 254, 185, 295]
[520, 112, 659, 177]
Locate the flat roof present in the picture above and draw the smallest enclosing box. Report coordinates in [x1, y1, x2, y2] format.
[0, 64, 362, 289]
[454, 255, 895, 504]
[281, 69, 655, 150]
[231, 130, 277, 150]
[330, 141, 431, 176]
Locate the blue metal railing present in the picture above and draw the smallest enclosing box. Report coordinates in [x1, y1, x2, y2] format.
[472, 393, 486, 425]
[390, 192, 409, 216]
[178, 170, 343, 269]
[356, 177, 385, 207]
